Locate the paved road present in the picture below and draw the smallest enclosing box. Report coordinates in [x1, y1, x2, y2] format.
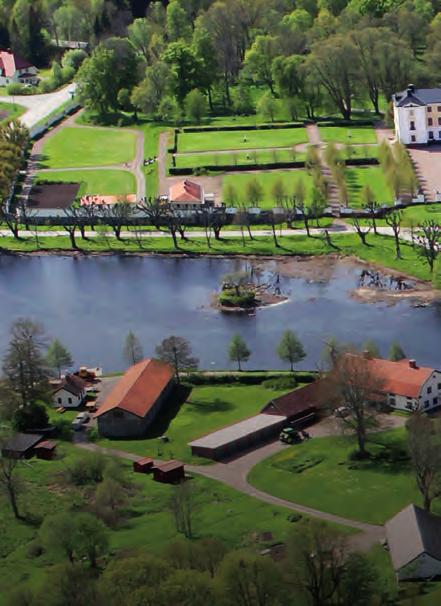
[0, 83, 77, 128]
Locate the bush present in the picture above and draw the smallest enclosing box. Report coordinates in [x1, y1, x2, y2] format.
[262, 376, 297, 390]
[6, 82, 36, 95]
[27, 540, 43, 558]
[65, 452, 106, 485]
[185, 371, 316, 386]
[62, 49, 87, 71]
[219, 289, 256, 308]
[13, 402, 49, 432]
[52, 418, 73, 441]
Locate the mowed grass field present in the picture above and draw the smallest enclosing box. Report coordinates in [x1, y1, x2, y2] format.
[248, 429, 429, 525]
[346, 166, 394, 207]
[222, 170, 315, 209]
[0, 101, 25, 123]
[178, 127, 308, 153]
[319, 125, 378, 144]
[35, 169, 136, 196]
[174, 148, 306, 169]
[98, 384, 287, 464]
[40, 126, 137, 168]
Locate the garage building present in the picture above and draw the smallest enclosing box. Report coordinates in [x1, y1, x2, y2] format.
[188, 413, 286, 461]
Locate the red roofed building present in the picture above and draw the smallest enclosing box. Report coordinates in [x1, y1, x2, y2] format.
[168, 179, 216, 211]
[345, 354, 441, 412]
[95, 359, 174, 438]
[0, 49, 38, 86]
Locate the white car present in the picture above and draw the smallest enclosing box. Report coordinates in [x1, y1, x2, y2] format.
[71, 412, 90, 430]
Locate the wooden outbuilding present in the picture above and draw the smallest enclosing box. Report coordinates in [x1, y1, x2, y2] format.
[33, 440, 57, 460]
[152, 460, 185, 484]
[133, 457, 154, 474]
[1, 433, 43, 459]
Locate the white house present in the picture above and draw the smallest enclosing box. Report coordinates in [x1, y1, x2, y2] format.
[393, 84, 441, 145]
[386, 504, 441, 580]
[345, 354, 441, 412]
[53, 374, 87, 409]
[0, 48, 38, 86]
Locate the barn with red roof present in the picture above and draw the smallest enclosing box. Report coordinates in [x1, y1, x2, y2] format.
[95, 359, 175, 438]
[0, 49, 38, 86]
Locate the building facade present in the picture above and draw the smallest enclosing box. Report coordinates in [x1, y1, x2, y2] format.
[53, 374, 87, 409]
[393, 85, 441, 145]
[0, 49, 38, 86]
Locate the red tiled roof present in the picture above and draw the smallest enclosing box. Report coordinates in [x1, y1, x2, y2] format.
[262, 381, 322, 417]
[0, 49, 34, 78]
[345, 355, 435, 398]
[35, 440, 57, 451]
[169, 180, 203, 204]
[95, 359, 174, 419]
[154, 459, 183, 472]
[53, 374, 86, 397]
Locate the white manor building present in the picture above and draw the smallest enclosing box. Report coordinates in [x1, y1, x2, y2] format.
[393, 84, 441, 145]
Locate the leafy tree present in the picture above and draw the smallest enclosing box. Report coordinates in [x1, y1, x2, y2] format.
[162, 41, 203, 106]
[46, 339, 73, 378]
[184, 89, 207, 124]
[159, 569, 216, 606]
[169, 481, 195, 538]
[131, 61, 173, 117]
[155, 336, 198, 383]
[127, 17, 154, 62]
[362, 340, 380, 358]
[123, 331, 144, 366]
[158, 96, 179, 123]
[40, 512, 79, 563]
[243, 34, 279, 93]
[76, 46, 119, 116]
[257, 91, 277, 122]
[232, 83, 254, 115]
[75, 512, 109, 567]
[0, 433, 23, 519]
[228, 334, 251, 371]
[62, 49, 87, 71]
[32, 563, 99, 606]
[385, 210, 403, 259]
[13, 401, 48, 432]
[407, 412, 441, 511]
[166, 0, 192, 42]
[245, 178, 264, 207]
[389, 341, 406, 361]
[277, 330, 306, 371]
[416, 220, 441, 272]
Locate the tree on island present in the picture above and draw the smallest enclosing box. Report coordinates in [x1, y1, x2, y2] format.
[277, 330, 306, 372]
[228, 334, 251, 371]
[123, 331, 144, 366]
[155, 336, 198, 383]
[46, 339, 73, 378]
[389, 341, 406, 361]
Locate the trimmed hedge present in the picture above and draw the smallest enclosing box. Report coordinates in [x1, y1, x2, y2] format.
[184, 371, 316, 386]
[344, 157, 379, 166]
[169, 159, 306, 176]
[182, 122, 304, 133]
[316, 119, 375, 127]
[168, 129, 178, 154]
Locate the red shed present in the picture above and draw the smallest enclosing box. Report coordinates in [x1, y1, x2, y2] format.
[133, 457, 154, 474]
[153, 460, 185, 484]
[33, 440, 57, 460]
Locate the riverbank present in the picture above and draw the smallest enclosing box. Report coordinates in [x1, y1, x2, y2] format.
[0, 231, 436, 285]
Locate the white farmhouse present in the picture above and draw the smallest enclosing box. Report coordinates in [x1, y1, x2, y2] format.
[53, 374, 87, 409]
[393, 84, 441, 145]
[386, 504, 441, 581]
[0, 49, 38, 86]
[345, 354, 441, 412]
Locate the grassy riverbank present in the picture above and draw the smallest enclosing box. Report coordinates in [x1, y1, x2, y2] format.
[0, 232, 433, 283]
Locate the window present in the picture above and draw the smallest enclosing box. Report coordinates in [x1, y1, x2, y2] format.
[411, 135, 416, 142]
[57, 397, 62, 404]
[428, 386, 432, 394]
[428, 118, 433, 126]
[68, 397, 72, 404]
[389, 396, 396, 406]
[438, 106, 441, 111]
[434, 397, 439, 405]
[406, 401, 414, 410]
[438, 118, 441, 125]
[429, 131, 434, 139]
[410, 121, 415, 130]
[425, 400, 430, 407]
[428, 106, 432, 112]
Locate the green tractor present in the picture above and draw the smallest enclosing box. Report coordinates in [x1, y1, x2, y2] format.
[279, 427, 303, 444]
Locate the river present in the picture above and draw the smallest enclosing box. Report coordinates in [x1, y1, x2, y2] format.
[0, 254, 440, 372]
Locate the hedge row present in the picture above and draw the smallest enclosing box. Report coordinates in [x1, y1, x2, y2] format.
[345, 157, 379, 166]
[317, 119, 375, 127]
[168, 129, 178, 154]
[184, 371, 317, 386]
[169, 160, 306, 176]
[181, 122, 304, 133]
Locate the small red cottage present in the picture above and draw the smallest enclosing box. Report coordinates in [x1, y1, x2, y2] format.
[33, 440, 57, 460]
[153, 460, 185, 484]
[133, 457, 154, 474]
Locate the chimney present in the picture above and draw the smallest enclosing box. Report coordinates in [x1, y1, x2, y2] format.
[409, 359, 417, 369]
[407, 83, 415, 95]
[362, 350, 372, 359]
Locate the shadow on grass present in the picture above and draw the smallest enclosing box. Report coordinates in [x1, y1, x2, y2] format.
[185, 398, 235, 414]
[348, 437, 411, 474]
[143, 384, 192, 440]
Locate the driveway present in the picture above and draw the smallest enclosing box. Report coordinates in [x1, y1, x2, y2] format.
[407, 145, 441, 201]
[0, 83, 77, 128]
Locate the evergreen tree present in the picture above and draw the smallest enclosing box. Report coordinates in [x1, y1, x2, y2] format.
[46, 339, 73, 378]
[389, 341, 406, 361]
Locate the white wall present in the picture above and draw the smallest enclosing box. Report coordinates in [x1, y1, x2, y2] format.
[387, 371, 441, 412]
[395, 105, 427, 144]
[54, 388, 84, 409]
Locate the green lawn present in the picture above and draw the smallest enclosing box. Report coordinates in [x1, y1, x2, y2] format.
[39, 126, 137, 168]
[35, 169, 136, 196]
[98, 384, 287, 464]
[400, 204, 441, 227]
[222, 170, 315, 210]
[178, 127, 308, 153]
[0, 101, 25, 123]
[0, 232, 435, 284]
[346, 166, 394, 207]
[173, 148, 306, 170]
[248, 429, 431, 525]
[319, 125, 377, 144]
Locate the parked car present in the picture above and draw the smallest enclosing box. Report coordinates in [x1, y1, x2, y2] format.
[279, 428, 303, 444]
[334, 406, 350, 418]
[71, 412, 90, 430]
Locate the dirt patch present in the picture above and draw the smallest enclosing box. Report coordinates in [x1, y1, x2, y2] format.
[272, 254, 342, 282]
[351, 286, 441, 305]
[28, 182, 80, 209]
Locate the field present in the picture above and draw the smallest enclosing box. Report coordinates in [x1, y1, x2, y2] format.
[35, 169, 136, 196]
[222, 170, 315, 209]
[178, 127, 308, 153]
[173, 148, 306, 169]
[248, 429, 430, 525]
[0, 443, 312, 604]
[0, 101, 25, 123]
[346, 166, 394, 207]
[319, 125, 378, 144]
[98, 384, 287, 463]
[39, 126, 137, 168]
